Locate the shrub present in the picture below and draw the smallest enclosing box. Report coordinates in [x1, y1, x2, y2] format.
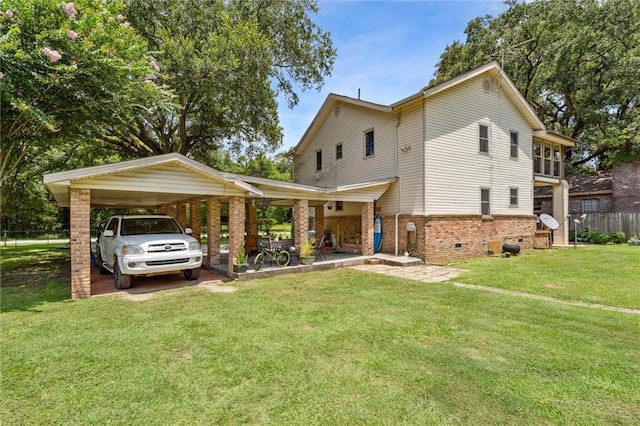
[610, 231, 626, 244]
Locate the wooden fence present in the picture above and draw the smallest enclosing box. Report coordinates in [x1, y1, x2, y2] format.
[569, 213, 640, 238]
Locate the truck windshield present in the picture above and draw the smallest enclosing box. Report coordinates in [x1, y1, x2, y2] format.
[121, 218, 182, 236]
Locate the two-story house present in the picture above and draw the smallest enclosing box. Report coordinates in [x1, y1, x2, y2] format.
[293, 62, 577, 264]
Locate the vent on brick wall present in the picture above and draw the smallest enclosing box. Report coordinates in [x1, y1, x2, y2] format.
[454, 242, 462, 250]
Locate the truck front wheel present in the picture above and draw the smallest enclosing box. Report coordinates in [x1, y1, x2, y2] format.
[114, 259, 132, 289]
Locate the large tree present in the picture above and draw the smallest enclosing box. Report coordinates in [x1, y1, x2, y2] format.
[106, 0, 336, 163]
[431, 0, 640, 169]
[0, 0, 165, 216]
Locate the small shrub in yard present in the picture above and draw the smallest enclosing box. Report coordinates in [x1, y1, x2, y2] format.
[610, 231, 626, 244]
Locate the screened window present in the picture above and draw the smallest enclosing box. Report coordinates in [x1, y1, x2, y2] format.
[481, 188, 491, 216]
[336, 201, 343, 211]
[510, 188, 518, 206]
[479, 124, 489, 153]
[316, 150, 322, 171]
[336, 143, 343, 160]
[533, 141, 542, 174]
[534, 138, 563, 178]
[365, 130, 374, 157]
[510, 131, 518, 158]
[582, 199, 600, 213]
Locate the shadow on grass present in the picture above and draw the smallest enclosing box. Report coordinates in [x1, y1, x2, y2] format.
[0, 245, 72, 312]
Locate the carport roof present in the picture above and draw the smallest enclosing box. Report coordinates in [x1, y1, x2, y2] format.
[44, 153, 395, 208]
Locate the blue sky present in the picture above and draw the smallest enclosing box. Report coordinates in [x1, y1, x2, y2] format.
[276, 0, 509, 152]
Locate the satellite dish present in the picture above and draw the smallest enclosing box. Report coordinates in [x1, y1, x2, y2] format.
[539, 213, 560, 230]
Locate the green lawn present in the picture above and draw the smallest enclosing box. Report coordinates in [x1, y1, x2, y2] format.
[452, 245, 640, 309]
[1, 245, 639, 424]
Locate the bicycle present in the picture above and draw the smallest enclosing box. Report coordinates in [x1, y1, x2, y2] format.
[254, 238, 291, 271]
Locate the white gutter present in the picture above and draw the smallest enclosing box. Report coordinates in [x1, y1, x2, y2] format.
[390, 109, 405, 256]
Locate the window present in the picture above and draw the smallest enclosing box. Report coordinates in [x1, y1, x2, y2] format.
[316, 149, 322, 171]
[336, 143, 343, 160]
[534, 138, 563, 178]
[582, 199, 600, 213]
[510, 131, 518, 158]
[336, 201, 343, 211]
[365, 130, 374, 157]
[481, 188, 491, 216]
[510, 188, 518, 206]
[533, 141, 542, 174]
[479, 124, 489, 153]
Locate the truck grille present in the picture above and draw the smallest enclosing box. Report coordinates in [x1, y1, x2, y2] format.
[148, 243, 186, 253]
[146, 258, 190, 266]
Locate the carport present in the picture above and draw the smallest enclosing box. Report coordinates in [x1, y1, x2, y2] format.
[44, 153, 394, 299]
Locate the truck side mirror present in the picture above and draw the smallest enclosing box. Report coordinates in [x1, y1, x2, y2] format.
[103, 230, 114, 237]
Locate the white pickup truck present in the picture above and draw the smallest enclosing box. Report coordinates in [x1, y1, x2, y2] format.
[97, 215, 203, 289]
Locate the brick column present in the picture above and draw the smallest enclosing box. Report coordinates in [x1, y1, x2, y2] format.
[293, 199, 309, 245]
[315, 205, 325, 235]
[228, 197, 245, 276]
[176, 203, 187, 229]
[189, 200, 201, 242]
[248, 203, 258, 235]
[361, 202, 374, 255]
[70, 188, 91, 299]
[207, 197, 221, 266]
[157, 206, 167, 215]
[166, 204, 177, 218]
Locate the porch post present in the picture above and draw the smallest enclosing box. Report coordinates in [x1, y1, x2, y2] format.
[248, 202, 258, 235]
[361, 202, 374, 255]
[70, 188, 91, 299]
[176, 203, 187, 229]
[228, 197, 245, 276]
[293, 199, 309, 245]
[189, 200, 202, 242]
[207, 197, 221, 266]
[314, 205, 325, 236]
[166, 204, 177, 218]
[552, 179, 569, 245]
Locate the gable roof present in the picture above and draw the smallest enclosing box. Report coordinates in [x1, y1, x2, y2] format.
[44, 153, 393, 207]
[294, 62, 577, 154]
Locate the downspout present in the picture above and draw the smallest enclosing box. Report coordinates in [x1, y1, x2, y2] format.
[391, 109, 402, 256]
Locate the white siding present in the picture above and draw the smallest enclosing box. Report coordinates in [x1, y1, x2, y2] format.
[424, 76, 533, 215]
[294, 103, 397, 187]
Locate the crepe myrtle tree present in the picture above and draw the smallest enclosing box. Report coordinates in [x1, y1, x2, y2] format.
[0, 0, 168, 216]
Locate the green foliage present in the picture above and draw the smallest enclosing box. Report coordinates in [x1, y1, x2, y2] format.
[432, 0, 640, 169]
[298, 237, 315, 257]
[234, 242, 248, 265]
[116, 0, 336, 159]
[610, 231, 626, 245]
[572, 230, 627, 245]
[0, 0, 165, 217]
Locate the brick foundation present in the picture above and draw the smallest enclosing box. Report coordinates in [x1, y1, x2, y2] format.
[70, 188, 91, 299]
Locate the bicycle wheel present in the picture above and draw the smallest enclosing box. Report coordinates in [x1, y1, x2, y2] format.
[254, 252, 264, 271]
[275, 250, 291, 267]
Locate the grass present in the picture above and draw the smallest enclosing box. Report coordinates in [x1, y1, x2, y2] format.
[1, 245, 639, 424]
[451, 245, 640, 309]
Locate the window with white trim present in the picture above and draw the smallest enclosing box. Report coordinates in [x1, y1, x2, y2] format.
[582, 199, 599, 213]
[365, 130, 374, 157]
[510, 188, 518, 206]
[481, 188, 491, 216]
[336, 143, 343, 160]
[510, 131, 518, 158]
[533, 138, 563, 178]
[479, 124, 489, 153]
[316, 149, 322, 171]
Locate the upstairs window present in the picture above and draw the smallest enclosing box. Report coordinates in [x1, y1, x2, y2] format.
[533, 138, 563, 178]
[316, 149, 322, 171]
[365, 130, 375, 157]
[510, 131, 518, 158]
[336, 143, 343, 160]
[479, 124, 489, 153]
[481, 188, 491, 216]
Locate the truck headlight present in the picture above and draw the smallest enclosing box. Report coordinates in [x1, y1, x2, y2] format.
[122, 245, 143, 255]
[189, 241, 200, 250]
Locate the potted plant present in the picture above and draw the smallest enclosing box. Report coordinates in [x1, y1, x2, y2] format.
[299, 237, 316, 265]
[233, 242, 249, 273]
